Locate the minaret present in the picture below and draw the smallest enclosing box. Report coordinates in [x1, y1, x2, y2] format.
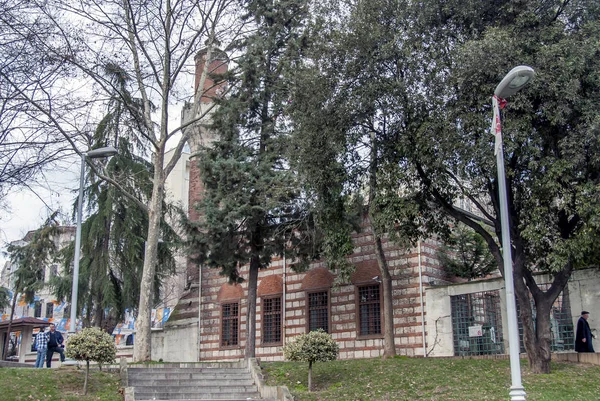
[160, 47, 228, 359]
[183, 45, 228, 283]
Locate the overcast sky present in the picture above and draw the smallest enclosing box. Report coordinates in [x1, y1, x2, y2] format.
[0, 159, 79, 265]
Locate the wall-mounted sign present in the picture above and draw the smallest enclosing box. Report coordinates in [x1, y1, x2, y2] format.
[468, 325, 483, 337]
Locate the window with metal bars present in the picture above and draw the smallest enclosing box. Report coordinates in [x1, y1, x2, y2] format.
[263, 296, 282, 344]
[450, 290, 504, 356]
[34, 301, 42, 318]
[308, 291, 329, 332]
[221, 302, 239, 347]
[45, 302, 54, 318]
[358, 285, 381, 336]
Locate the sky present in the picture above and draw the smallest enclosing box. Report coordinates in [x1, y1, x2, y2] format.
[0, 159, 79, 265]
[0, 111, 185, 267]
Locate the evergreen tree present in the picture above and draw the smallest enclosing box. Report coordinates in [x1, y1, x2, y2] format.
[50, 64, 178, 331]
[0, 287, 10, 312]
[438, 224, 497, 281]
[396, 0, 600, 373]
[190, 0, 314, 358]
[3, 214, 59, 359]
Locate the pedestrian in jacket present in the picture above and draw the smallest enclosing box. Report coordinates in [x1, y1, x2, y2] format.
[46, 323, 66, 367]
[575, 311, 595, 353]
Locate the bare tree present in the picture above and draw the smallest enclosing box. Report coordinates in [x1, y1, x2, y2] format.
[0, 0, 75, 210]
[1, 0, 245, 361]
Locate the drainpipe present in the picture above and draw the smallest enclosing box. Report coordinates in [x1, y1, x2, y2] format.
[418, 240, 427, 357]
[198, 262, 202, 361]
[282, 253, 287, 346]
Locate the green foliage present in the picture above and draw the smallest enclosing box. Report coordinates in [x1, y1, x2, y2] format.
[0, 287, 11, 311]
[6, 214, 59, 302]
[292, 0, 600, 371]
[50, 65, 180, 329]
[190, 0, 316, 280]
[0, 367, 122, 401]
[65, 327, 117, 364]
[283, 329, 339, 364]
[438, 224, 497, 281]
[264, 358, 600, 400]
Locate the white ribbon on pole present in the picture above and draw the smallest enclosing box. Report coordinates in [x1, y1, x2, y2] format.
[492, 96, 502, 155]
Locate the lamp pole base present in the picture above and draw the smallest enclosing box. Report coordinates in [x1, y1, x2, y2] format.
[509, 386, 526, 401]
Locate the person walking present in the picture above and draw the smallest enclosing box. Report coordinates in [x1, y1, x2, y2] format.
[34, 327, 49, 368]
[46, 323, 65, 367]
[575, 311, 595, 353]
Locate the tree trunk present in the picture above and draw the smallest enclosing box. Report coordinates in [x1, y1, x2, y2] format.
[84, 360, 90, 395]
[371, 222, 396, 358]
[514, 275, 552, 374]
[512, 253, 570, 374]
[133, 149, 165, 362]
[93, 291, 104, 328]
[244, 255, 260, 359]
[2, 290, 18, 360]
[367, 129, 396, 358]
[308, 360, 313, 392]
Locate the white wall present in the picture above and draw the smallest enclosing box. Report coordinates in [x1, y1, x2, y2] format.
[151, 325, 198, 362]
[425, 268, 600, 357]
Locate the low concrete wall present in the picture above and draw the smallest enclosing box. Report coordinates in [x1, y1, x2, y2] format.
[555, 352, 600, 366]
[0, 360, 33, 368]
[425, 278, 506, 357]
[248, 358, 293, 401]
[151, 323, 198, 362]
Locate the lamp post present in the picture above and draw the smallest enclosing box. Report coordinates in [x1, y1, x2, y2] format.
[492, 66, 535, 401]
[70, 146, 118, 333]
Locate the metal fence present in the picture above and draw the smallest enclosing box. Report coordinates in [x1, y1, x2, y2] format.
[451, 290, 505, 356]
[517, 284, 574, 352]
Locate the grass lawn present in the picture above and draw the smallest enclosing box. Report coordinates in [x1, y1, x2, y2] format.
[263, 357, 600, 401]
[0, 367, 122, 401]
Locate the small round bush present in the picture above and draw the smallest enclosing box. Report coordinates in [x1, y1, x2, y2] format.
[283, 329, 339, 391]
[66, 327, 117, 394]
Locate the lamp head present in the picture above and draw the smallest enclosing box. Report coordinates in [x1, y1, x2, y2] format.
[86, 146, 118, 159]
[494, 66, 535, 99]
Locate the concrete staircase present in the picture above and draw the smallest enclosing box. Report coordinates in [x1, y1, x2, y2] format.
[126, 362, 275, 401]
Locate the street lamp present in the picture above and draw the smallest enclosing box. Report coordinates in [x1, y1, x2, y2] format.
[491, 66, 535, 401]
[70, 146, 118, 333]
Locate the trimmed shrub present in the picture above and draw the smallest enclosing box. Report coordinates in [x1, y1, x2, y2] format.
[283, 329, 339, 391]
[66, 327, 116, 394]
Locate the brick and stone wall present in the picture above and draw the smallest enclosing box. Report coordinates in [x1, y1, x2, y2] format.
[193, 231, 450, 362]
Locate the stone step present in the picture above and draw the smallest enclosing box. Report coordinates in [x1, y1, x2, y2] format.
[136, 398, 277, 401]
[128, 367, 249, 374]
[128, 371, 251, 379]
[133, 385, 258, 392]
[129, 378, 255, 386]
[128, 363, 268, 401]
[133, 391, 262, 400]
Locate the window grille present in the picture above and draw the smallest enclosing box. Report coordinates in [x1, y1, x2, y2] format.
[221, 302, 239, 347]
[263, 296, 282, 344]
[45, 302, 53, 318]
[34, 302, 42, 318]
[358, 285, 381, 336]
[517, 284, 574, 352]
[308, 291, 329, 332]
[451, 290, 504, 356]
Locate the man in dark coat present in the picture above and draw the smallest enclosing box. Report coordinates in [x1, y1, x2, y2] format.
[46, 323, 66, 367]
[575, 311, 595, 353]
